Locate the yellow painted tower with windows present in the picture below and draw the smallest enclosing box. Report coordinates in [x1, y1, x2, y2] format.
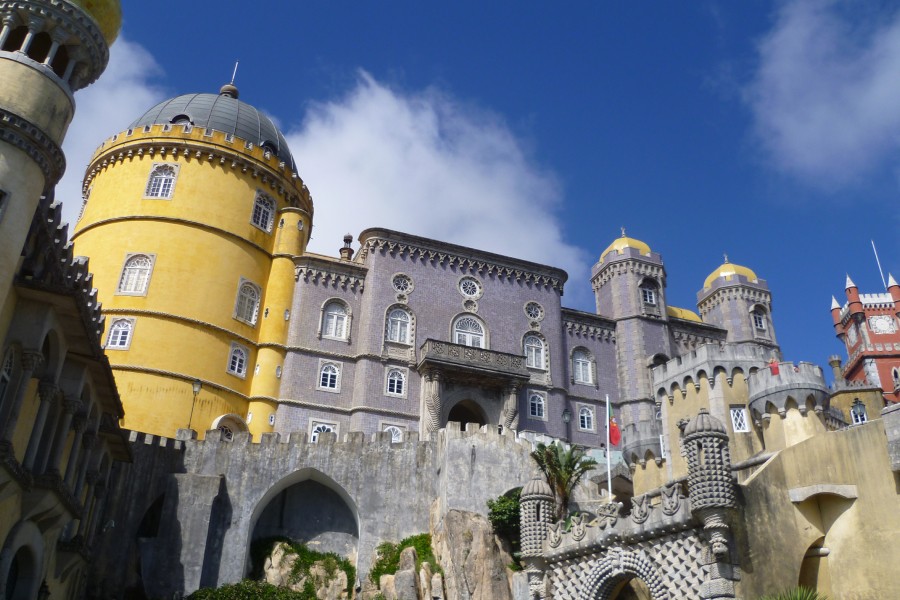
[71, 86, 313, 438]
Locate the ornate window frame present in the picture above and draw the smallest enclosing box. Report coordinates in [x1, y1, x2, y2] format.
[457, 276, 484, 300]
[143, 163, 179, 199]
[317, 359, 342, 393]
[452, 313, 488, 348]
[524, 301, 545, 321]
[384, 305, 415, 346]
[227, 343, 249, 378]
[251, 191, 276, 233]
[571, 347, 594, 385]
[233, 278, 262, 326]
[528, 391, 547, 421]
[380, 423, 406, 443]
[384, 366, 408, 398]
[116, 253, 156, 296]
[749, 304, 769, 338]
[106, 318, 135, 350]
[578, 404, 595, 432]
[523, 333, 547, 371]
[319, 299, 352, 342]
[391, 273, 414, 295]
[309, 419, 339, 442]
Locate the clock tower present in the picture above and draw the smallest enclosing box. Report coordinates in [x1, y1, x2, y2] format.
[831, 274, 900, 403]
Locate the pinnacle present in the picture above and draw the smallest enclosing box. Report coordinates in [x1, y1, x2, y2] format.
[831, 296, 840, 310]
[845, 274, 856, 289]
[889, 273, 898, 288]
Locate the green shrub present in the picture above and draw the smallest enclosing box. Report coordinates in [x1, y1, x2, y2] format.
[487, 489, 522, 569]
[187, 579, 311, 599]
[244, 537, 355, 596]
[758, 587, 828, 600]
[368, 533, 441, 585]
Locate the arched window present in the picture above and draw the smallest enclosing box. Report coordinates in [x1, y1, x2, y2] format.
[144, 164, 177, 198]
[251, 193, 275, 232]
[752, 307, 768, 331]
[107, 319, 134, 349]
[227, 344, 248, 377]
[0, 348, 14, 406]
[310, 422, 335, 443]
[383, 425, 404, 443]
[118, 254, 154, 295]
[234, 281, 261, 325]
[454, 316, 485, 348]
[387, 308, 411, 344]
[386, 368, 405, 396]
[529, 393, 545, 419]
[579, 406, 594, 431]
[573, 349, 593, 384]
[319, 363, 339, 389]
[640, 280, 658, 306]
[524, 335, 545, 370]
[323, 302, 348, 339]
[851, 399, 868, 425]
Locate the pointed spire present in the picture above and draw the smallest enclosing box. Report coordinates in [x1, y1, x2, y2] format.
[831, 296, 840, 310]
[889, 273, 898, 288]
[845, 274, 856, 289]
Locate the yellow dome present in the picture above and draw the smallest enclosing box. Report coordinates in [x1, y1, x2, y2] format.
[600, 234, 651, 260]
[666, 306, 702, 323]
[703, 260, 758, 289]
[66, 0, 122, 45]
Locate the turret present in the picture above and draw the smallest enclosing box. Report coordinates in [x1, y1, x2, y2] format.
[520, 476, 553, 599]
[831, 296, 843, 333]
[845, 274, 864, 318]
[889, 273, 900, 306]
[828, 355, 843, 382]
[697, 256, 779, 353]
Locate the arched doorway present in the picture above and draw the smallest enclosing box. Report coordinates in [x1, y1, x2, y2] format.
[249, 470, 359, 575]
[447, 399, 487, 428]
[0, 522, 43, 600]
[583, 549, 669, 600]
[608, 577, 652, 600]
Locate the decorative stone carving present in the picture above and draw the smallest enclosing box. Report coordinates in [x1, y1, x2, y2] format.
[596, 502, 621, 529]
[661, 482, 684, 516]
[631, 494, 650, 524]
[570, 513, 586, 541]
[547, 523, 561, 548]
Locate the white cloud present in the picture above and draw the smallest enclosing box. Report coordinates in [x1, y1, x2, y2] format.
[745, 1, 900, 187]
[286, 72, 590, 298]
[58, 35, 165, 227]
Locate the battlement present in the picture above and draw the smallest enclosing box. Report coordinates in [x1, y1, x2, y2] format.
[748, 361, 829, 416]
[128, 430, 185, 451]
[652, 343, 777, 398]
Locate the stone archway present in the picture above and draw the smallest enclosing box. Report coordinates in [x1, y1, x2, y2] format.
[447, 399, 487, 428]
[583, 549, 669, 600]
[0, 521, 44, 600]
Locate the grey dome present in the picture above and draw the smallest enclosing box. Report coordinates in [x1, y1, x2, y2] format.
[129, 91, 295, 171]
[522, 476, 553, 499]
[683, 409, 727, 438]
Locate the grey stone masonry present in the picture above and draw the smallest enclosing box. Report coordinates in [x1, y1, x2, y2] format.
[747, 361, 829, 418]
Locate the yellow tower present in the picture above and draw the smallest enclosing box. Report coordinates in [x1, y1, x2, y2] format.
[71, 85, 313, 438]
[0, 0, 119, 336]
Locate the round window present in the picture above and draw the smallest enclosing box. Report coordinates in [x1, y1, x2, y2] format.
[392, 274, 412, 293]
[459, 277, 482, 298]
[525, 302, 544, 321]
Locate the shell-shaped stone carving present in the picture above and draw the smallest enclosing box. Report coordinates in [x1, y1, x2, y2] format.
[631, 494, 651, 524]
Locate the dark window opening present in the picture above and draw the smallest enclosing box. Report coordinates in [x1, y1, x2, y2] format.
[27, 31, 51, 62]
[2, 27, 27, 52]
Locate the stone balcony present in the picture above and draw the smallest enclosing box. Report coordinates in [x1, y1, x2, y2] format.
[417, 339, 531, 382]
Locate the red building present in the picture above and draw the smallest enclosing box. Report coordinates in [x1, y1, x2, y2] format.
[831, 274, 900, 403]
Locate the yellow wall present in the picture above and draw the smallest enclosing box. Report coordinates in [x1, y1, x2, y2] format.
[71, 126, 310, 438]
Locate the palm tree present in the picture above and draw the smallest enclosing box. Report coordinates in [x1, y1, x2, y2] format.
[530, 442, 598, 520]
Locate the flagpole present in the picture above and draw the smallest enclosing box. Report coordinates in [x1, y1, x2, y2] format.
[606, 394, 612, 500]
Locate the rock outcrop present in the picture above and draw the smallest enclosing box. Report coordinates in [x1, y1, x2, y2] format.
[263, 542, 350, 600]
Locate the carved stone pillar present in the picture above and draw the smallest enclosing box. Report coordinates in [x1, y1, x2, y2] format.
[86, 482, 108, 546]
[78, 470, 99, 537]
[0, 351, 43, 444]
[502, 383, 520, 430]
[424, 369, 443, 433]
[63, 414, 87, 488]
[0, 15, 17, 48]
[22, 380, 58, 471]
[74, 433, 98, 499]
[46, 397, 81, 475]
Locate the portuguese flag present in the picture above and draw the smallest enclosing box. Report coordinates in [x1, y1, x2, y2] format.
[608, 402, 621, 446]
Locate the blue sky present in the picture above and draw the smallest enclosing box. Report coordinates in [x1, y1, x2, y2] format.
[59, 1, 900, 373]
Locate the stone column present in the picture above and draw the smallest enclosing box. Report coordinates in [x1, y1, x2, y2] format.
[34, 394, 63, 474]
[63, 414, 87, 488]
[78, 470, 99, 537]
[502, 383, 520, 430]
[46, 397, 81, 475]
[22, 381, 58, 471]
[0, 15, 17, 49]
[0, 352, 43, 444]
[424, 369, 443, 433]
[86, 481, 108, 546]
[74, 433, 98, 500]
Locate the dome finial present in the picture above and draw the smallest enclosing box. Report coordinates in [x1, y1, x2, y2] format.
[219, 61, 240, 99]
[723, 253, 729, 264]
[620, 226, 626, 238]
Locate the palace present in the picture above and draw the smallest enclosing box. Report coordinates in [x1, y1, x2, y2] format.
[1, 2, 899, 599]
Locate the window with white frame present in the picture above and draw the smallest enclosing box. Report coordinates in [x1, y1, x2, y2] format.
[251, 192, 276, 232]
[310, 421, 336, 442]
[640, 282, 658, 306]
[318, 362, 340, 391]
[524, 335, 545, 370]
[579, 406, 595, 431]
[752, 308, 768, 331]
[387, 308, 411, 344]
[454, 316, 485, 348]
[106, 319, 134, 350]
[323, 302, 348, 339]
[117, 254, 154, 295]
[144, 164, 178, 198]
[386, 368, 405, 396]
[730, 407, 750, 433]
[573, 349, 593, 384]
[383, 424, 404, 443]
[529, 393, 546, 419]
[851, 399, 868, 425]
[0, 347, 14, 406]
[234, 280, 261, 325]
[227, 344, 248, 377]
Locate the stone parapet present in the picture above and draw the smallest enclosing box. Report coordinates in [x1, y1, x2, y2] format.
[747, 361, 829, 416]
[651, 342, 776, 399]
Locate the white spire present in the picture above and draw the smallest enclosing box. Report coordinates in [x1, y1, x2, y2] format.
[831, 296, 840, 310]
[845, 274, 856, 289]
[889, 273, 898, 288]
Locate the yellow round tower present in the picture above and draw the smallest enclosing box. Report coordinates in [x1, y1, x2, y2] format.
[71, 85, 313, 438]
